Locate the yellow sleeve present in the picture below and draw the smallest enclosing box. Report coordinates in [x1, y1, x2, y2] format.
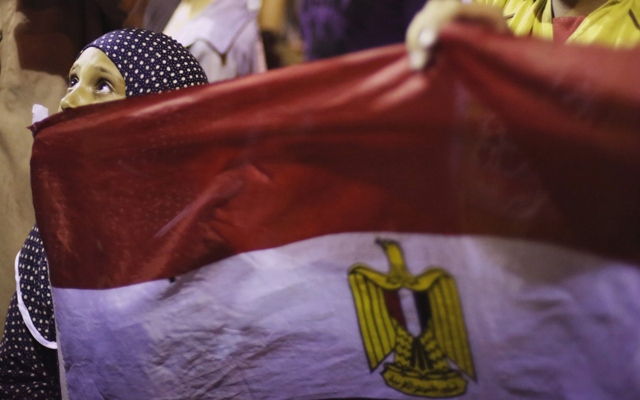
[473, 0, 510, 9]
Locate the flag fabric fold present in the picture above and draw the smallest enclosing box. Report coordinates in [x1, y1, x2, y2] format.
[30, 24, 640, 399]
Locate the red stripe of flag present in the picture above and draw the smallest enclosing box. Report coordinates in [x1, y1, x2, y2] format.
[30, 25, 640, 289]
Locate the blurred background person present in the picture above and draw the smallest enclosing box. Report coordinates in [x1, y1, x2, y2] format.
[257, 0, 426, 67]
[298, 0, 425, 60]
[144, 0, 267, 82]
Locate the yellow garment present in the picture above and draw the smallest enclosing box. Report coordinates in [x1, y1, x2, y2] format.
[476, 0, 640, 47]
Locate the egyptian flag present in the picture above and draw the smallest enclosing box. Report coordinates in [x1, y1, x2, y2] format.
[31, 24, 640, 399]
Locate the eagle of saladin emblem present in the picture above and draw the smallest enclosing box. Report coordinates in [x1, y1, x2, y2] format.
[348, 239, 476, 398]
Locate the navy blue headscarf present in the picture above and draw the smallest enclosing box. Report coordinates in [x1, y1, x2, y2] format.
[82, 28, 209, 97]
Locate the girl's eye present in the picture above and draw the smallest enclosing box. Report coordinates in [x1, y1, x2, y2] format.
[68, 76, 78, 89]
[96, 80, 113, 94]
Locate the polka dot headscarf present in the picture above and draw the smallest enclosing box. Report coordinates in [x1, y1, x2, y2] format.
[82, 28, 208, 97]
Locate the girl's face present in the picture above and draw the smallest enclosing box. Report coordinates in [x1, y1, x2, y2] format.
[59, 47, 126, 111]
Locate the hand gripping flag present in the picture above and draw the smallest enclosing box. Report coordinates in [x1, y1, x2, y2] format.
[30, 24, 640, 399]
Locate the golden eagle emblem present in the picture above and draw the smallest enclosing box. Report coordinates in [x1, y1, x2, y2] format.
[348, 239, 475, 398]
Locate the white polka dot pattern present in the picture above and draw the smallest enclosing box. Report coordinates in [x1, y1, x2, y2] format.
[81, 28, 208, 97]
[17, 226, 55, 344]
[0, 226, 59, 396]
[0, 294, 60, 398]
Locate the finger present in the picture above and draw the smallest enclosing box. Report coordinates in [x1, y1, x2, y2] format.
[405, 0, 465, 70]
[406, 7, 433, 54]
[409, 28, 438, 70]
[409, 48, 428, 70]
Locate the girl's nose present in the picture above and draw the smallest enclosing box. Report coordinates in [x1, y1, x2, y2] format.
[59, 85, 91, 111]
